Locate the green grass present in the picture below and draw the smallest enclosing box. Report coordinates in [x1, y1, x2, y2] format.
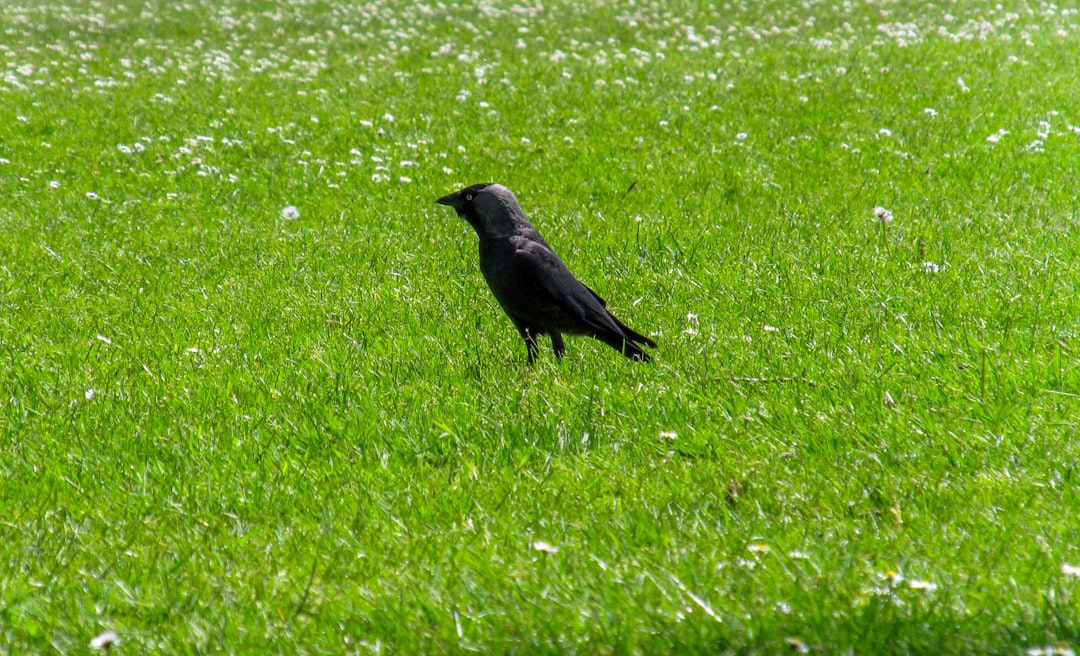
[2, 0, 1080, 653]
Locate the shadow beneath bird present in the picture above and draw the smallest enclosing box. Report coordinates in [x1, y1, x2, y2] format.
[437, 183, 657, 364]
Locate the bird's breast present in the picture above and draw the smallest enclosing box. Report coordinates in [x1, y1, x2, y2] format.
[477, 239, 533, 305]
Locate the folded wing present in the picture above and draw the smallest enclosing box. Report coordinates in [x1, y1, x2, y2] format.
[512, 239, 657, 357]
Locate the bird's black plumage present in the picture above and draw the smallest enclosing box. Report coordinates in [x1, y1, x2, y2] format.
[436, 183, 657, 363]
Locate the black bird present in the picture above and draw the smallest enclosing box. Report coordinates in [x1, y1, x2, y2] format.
[436, 183, 657, 363]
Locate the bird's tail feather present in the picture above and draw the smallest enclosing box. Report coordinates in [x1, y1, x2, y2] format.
[595, 330, 652, 362]
[609, 314, 658, 349]
[584, 309, 656, 361]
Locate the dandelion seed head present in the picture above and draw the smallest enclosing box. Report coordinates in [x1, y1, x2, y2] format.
[90, 631, 119, 650]
[873, 206, 893, 223]
[1027, 648, 1076, 656]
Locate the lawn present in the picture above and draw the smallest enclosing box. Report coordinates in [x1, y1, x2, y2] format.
[2, 0, 1079, 653]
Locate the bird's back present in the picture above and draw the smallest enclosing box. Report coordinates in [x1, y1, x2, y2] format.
[480, 233, 626, 339]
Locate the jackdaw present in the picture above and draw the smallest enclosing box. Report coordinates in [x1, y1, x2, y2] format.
[436, 183, 657, 363]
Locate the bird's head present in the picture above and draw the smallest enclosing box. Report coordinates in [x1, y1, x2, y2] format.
[436, 183, 525, 238]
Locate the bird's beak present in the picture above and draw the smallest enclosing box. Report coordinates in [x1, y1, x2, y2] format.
[435, 192, 459, 207]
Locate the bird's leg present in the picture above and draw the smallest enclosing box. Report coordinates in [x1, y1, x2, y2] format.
[524, 336, 539, 364]
[515, 323, 541, 364]
[550, 332, 566, 358]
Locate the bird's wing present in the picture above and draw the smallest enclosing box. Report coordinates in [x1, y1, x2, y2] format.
[513, 239, 626, 336]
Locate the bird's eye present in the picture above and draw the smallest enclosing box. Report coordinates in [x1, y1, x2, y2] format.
[466, 194, 473, 201]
